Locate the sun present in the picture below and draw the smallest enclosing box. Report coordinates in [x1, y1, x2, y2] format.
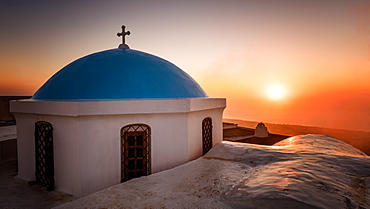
[265, 84, 287, 101]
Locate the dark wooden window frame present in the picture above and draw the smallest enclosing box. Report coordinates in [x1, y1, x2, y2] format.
[33, 121, 55, 191]
[202, 117, 213, 155]
[121, 124, 151, 182]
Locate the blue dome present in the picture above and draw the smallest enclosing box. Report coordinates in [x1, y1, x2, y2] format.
[32, 48, 208, 100]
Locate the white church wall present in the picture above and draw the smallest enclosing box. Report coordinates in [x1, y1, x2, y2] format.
[148, 113, 189, 173]
[11, 98, 226, 196]
[77, 115, 120, 195]
[74, 113, 190, 196]
[51, 116, 81, 195]
[187, 108, 225, 161]
[12, 113, 35, 180]
[12, 113, 83, 195]
[187, 112, 206, 160]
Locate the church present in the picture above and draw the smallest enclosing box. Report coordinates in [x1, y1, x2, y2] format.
[10, 26, 226, 196]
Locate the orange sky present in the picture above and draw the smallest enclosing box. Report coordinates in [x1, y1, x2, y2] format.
[1, 0, 369, 131]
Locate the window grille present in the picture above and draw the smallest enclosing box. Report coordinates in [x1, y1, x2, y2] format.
[202, 117, 213, 155]
[33, 121, 54, 191]
[121, 124, 151, 182]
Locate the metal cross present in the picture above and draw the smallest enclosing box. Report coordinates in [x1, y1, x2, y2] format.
[117, 25, 130, 48]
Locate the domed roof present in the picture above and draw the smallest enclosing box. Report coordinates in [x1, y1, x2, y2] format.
[32, 48, 208, 100]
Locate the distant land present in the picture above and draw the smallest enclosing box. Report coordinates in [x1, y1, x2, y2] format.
[0, 96, 31, 123]
[224, 118, 370, 156]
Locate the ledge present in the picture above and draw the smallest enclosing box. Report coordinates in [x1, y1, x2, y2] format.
[10, 98, 226, 116]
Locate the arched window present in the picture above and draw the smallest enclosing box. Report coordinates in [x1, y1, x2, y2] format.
[121, 124, 151, 182]
[33, 121, 54, 191]
[202, 117, 213, 155]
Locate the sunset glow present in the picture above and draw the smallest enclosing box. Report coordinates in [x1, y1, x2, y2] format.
[266, 84, 287, 101]
[1, 0, 369, 131]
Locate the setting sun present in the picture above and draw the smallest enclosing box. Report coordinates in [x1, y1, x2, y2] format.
[266, 84, 287, 101]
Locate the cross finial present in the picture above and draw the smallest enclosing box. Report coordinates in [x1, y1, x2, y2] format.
[117, 25, 131, 49]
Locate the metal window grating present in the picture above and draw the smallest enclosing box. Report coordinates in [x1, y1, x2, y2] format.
[121, 124, 151, 182]
[202, 117, 213, 155]
[34, 121, 54, 191]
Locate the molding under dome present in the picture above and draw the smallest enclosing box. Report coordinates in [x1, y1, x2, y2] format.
[11, 98, 226, 116]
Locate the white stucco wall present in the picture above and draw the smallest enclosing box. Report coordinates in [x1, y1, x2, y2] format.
[13, 113, 36, 181]
[187, 109, 224, 161]
[11, 98, 226, 196]
[13, 114, 83, 194]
